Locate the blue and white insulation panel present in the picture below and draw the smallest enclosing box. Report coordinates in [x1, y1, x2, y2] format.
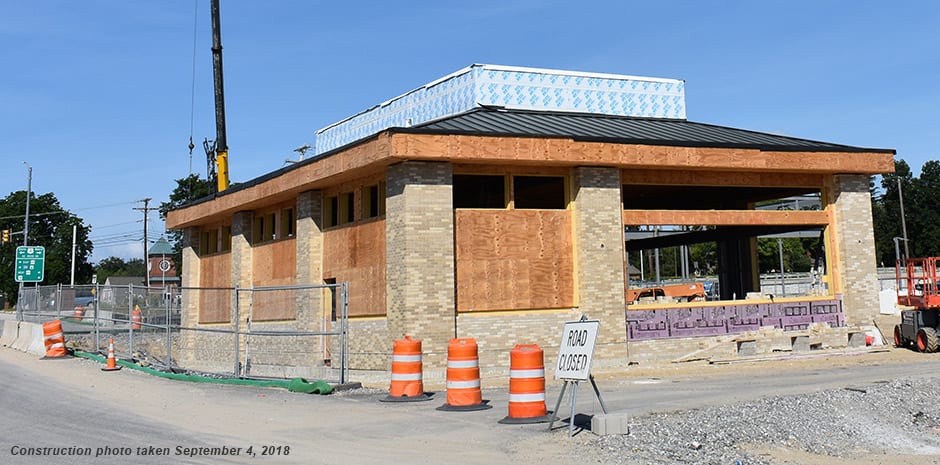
[315, 64, 686, 155]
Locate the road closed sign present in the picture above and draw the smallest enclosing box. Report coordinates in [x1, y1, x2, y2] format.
[554, 319, 599, 380]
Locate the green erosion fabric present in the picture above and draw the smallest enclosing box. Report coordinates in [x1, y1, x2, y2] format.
[74, 351, 332, 394]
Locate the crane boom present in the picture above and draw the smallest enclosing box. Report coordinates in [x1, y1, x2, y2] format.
[210, 0, 229, 192]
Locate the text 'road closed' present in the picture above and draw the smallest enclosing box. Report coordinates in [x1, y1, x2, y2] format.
[554, 319, 599, 380]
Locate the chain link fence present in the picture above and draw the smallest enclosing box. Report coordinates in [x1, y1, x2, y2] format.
[15, 283, 348, 384]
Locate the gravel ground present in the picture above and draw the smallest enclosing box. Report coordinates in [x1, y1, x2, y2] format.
[578, 376, 940, 465]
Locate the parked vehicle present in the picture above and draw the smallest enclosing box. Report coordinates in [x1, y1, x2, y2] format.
[626, 282, 706, 304]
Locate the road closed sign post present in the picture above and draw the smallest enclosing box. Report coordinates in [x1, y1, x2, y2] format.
[548, 316, 608, 436]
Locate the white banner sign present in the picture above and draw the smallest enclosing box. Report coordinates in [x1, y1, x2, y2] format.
[554, 319, 599, 381]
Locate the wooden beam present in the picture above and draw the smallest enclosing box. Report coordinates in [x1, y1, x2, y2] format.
[622, 209, 829, 226]
[167, 134, 395, 229]
[168, 130, 891, 230]
[620, 170, 824, 188]
[392, 134, 894, 174]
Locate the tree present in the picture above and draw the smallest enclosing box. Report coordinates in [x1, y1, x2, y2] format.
[910, 160, 940, 257]
[757, 237, 813, 273]
[94, 256, 147, 283]
[0, 191, 93, 304]
[158, 174, 214, 278]
[872, 159, 912, 265]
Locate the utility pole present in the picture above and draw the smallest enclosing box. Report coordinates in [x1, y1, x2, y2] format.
[17, 163, 31, 318]
[134, 198, 156, 288]
[70, 224, 76, 287]
[897, 177, 910, 260]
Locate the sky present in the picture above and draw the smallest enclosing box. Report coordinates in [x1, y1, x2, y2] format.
[1, 1, 937, 264]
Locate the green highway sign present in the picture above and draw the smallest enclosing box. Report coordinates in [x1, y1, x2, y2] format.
[15, 246, 45, 283]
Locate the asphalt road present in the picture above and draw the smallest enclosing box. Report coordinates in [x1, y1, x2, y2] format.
[0, 342, 937, 465]
[0, 355, 247, 465]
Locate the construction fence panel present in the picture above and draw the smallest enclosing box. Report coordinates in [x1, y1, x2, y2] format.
[14, 283, 348, 385]
[236, 284, 348, 384]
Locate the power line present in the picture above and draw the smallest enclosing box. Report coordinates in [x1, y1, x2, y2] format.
[0, 211, 70, 221]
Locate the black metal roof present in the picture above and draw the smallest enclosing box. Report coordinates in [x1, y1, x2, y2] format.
[396, 107, 894, 153]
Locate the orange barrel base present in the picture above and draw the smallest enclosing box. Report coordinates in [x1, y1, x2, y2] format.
[41, 320, 71, 359]
[499, 344, 551, 424]
[437, 337, 492, 412]
[381, 335, 433, 403]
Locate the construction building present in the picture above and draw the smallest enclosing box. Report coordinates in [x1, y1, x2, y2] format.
[165, 64, 894, 376]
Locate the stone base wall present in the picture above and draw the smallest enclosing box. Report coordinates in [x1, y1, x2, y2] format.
[178, 329, 238, 374]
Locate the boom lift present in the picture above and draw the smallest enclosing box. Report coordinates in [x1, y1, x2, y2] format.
[895, 257, 940, 352]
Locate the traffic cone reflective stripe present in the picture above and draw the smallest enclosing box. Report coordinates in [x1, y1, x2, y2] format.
[500, 344, 549, 424]
[382, 336, 431, 402]
[438, 338, 491, 411]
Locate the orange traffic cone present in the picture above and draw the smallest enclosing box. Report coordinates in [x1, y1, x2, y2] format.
[101, 338, 122, 372]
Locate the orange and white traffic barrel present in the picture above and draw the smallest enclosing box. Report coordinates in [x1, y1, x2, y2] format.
[438, 337, 491, 411]
[132, 305, 142, 330]
[499, 344, 550, 424]
[381, 335, 431, 402]
[41, 320, 69, 359]
[73, 306, 84, 322]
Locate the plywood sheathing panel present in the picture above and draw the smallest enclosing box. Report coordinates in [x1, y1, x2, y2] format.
[251, 238, 298, 321]
[198, 252, 232, 323]
[455, 209, 574, 312]
[323, 219, 387, 317]
[622, 209, 829, 226]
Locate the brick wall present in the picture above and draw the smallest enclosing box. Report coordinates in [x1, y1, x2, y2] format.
[296, 190, 324, 339]
[571, 167, 629, 364]
[385, 161, 456, 368]
[832, 174, 880, 325]
[178, 227, 201, 367]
